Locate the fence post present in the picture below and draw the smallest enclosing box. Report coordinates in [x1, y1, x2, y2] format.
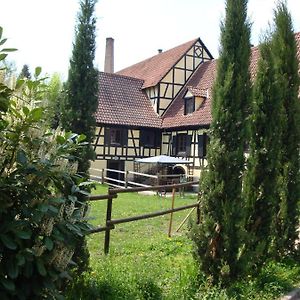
[168, 188, 176, 237]
[175, 206, 196, 232]
[104, 189, 114, 254]
[101, 169, 105, 185]
[125, 170, 129, 188]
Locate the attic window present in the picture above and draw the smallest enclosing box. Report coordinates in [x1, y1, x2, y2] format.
[184, 96, 195, 115]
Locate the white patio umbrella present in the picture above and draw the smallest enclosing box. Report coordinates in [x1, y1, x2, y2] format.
[135, 155, 191, 164]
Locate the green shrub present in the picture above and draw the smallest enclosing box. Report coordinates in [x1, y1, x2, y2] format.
[136, 277, 163, 300]
[0, 29, 91, 299]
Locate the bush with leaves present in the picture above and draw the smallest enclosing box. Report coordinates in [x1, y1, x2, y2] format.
[0, 29, 91, 300]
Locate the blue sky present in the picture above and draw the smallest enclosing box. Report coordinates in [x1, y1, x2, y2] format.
[1, 0, 300, 80]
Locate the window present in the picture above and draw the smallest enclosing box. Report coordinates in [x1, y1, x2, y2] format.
[198, 133, 208, 158]
[140, 129, 161, 148]
[110, 128, 122, 145]
[105, 128, 128, 146]
[184, 96, 195, 115]
[172, 134, 192, 156]
[177, 134, 187, 153]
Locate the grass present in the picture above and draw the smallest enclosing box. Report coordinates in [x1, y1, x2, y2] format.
[65, 184, 300, 299]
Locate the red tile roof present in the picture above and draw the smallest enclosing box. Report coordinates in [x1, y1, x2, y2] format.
[98, 33, 300, 130]
[116, 38, 200, 88]
[162, 60, 217, 129]
[162, 32, 300, 129]
[95, 72, 161, 128]
[187, 87, 209, 98]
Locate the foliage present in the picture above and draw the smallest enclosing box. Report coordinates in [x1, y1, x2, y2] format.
[61, 0, 98, 176]
[44, 73, 63, 129]
[227, 258, 300, 299]
[190, 0, 251, 284]
[271, 1, 300, 256]
[65, 185, 300, 300]
[242, 38, 283, 271]
[0, 29, 91, 299]
[0, 28, 17, 115]
[18, 64, 31, 80]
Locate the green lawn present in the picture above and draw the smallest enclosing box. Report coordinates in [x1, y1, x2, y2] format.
[66, 184, 300, 300]
[86, 184, 199, 299]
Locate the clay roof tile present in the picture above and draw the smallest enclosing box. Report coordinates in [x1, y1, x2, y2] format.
[95, 72, 161, 128]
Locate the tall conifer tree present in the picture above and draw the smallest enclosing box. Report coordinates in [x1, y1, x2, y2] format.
[62, 0, 98, 273]
[272, 1, 300, 255]
[243, 38, 283, 270]
[190, 0, 251, 283]
[62, 0, 98, 176]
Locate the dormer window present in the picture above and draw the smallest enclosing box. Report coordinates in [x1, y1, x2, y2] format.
[184, 89, 206, 115]
[184, 96, 195, 115]
[183, 90, 196, 115]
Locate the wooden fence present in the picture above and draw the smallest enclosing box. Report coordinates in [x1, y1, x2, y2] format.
[90, 167, 193, 189]
[87, 180, 200, 254]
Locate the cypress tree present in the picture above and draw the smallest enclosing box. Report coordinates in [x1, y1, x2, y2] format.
[62, 0, 98, 176]
[243, 38, 283, 270]
[61, 0, 98, 273]
[46, 73, 63, 129]
[272, 1, 300, 255]
[190, 0, 251, 283]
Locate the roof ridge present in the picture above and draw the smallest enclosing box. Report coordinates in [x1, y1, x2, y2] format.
[117, 38, 199, 74]
[116, 37, 202, 88]
[99, 71, 145, 84]
[143, 38, 200, 88]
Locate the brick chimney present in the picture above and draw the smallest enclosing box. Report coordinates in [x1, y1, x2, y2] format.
[104, 37, 114, 73]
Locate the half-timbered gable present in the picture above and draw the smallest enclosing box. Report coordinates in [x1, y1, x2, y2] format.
[162, 59, 216, 129]
[117, 38, 213, 116]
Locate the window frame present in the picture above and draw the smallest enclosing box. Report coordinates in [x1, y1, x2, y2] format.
[140, 129, 161, 148]
[184, 96, 195, 115]
[105, 127, 128, 146]
[110, 128, 122, 145]
[177, 134, 187, 153]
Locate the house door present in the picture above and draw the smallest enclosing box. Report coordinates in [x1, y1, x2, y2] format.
[107, 160, 125, 186]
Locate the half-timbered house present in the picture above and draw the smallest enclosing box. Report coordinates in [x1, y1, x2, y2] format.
[92, 33, 300, 180]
